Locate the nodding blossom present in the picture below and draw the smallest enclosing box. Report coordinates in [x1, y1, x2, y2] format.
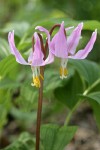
[36, 21, 97, 79]
[8, 31, 48, 88]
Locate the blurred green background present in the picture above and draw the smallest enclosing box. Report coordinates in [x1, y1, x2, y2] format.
[0, 0, 100, 26]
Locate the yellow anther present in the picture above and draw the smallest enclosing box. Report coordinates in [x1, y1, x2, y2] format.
[60, 67, 63, 76]
[32, 76, 41, 88]
[64, 68, 68, 76]
[59, 67, 68, 77]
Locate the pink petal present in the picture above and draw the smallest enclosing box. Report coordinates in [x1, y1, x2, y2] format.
[69, 29, 97, 59]
[8, 31, 28, 65]
[44, 51, 54, 65]
[31, 32, 45, 66]
[50, 21, 68, 58]
[35, 26, 50, 43]
[66, 22, 83, 55]
[28, 50, 33, 64]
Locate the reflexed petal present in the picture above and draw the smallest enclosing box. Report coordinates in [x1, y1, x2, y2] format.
[66, 22, 83, 55]
[8, 31, 28, 65]
[50, 21, 68, 58]
[43, 51, 54, 65]
[69, 29, 97, 59]
[35, 26, 50, 43]
[28, 50, 33, 64]
[31, 32, 45, 66]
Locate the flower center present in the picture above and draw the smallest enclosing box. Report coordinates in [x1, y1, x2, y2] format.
[32, 76, 41, 88]
[31, 66, 44, 88]
[60, 58, 68, 79]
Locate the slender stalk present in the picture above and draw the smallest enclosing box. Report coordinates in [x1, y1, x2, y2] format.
[64, 100, 83, 126]
[36, 67, 44, 150]
[83, 78, 100, 96]
[35, 24, 61, 149]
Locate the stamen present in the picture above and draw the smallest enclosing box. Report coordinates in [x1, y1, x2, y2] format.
[32, 76, 41, 88]
[64, 68, 68, 76]
[60, 67, 63, 77]
[59, 67, 68, 79]
[60, 58, 68, 79]
[31, 66, 42, 88]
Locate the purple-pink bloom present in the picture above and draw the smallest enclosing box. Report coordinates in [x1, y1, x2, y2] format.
[36, 21, 97, 79]
[8, 31, 47, 87]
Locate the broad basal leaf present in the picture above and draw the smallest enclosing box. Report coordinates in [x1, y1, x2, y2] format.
[41, 124, 77, 150]
[89, 100, 100, 131]
[83, 92, 100, 104]
[54, 71, 83, 109]
[80, 92, 100, 130]
[69, 59, 100, 86]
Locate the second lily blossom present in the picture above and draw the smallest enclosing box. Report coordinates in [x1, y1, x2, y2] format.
[36, 21, 97, 79]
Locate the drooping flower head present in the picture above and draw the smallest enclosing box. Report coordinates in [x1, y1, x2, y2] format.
[8, 31, 48, 88]
[36, 21, 97, 79]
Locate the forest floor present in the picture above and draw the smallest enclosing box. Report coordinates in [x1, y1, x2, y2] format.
[65, 103, 100, 150]
[0, 102, 100, 150]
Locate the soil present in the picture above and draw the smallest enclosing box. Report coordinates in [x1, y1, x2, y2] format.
[65, 103, 100, 150]
[0, 103, 100, 150]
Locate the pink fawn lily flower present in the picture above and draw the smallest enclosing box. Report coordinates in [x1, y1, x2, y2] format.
[36, 21, 97, 79]
[8, 30, 46, 88]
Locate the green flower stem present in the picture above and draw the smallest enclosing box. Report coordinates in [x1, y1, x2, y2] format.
[64, 100, 83, 126]
[64, 78, 100, 126]
[83, 78, 100, 96]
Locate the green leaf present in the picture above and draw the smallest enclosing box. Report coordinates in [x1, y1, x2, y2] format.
[0, 38, 10, 59]
[0, 55, 18, 78]
[80, 92, 100, 130]
[3, 132, 35, 150]
[2, 22, 30, 37]
[84, 92, 100, 104]
[0, 78, 21, 89]
[53, 126, 77, 150]
[16, 81, 38, 111]
[70, 59, 100, 86]
[41, 124, 59, 150]
[0, 90, 11, 129]
[43, 69, 63, 98]
[54, 71, 83, 109]
[90, 100, 100, 131]
[84, 20, 100, 32]
[89, 100, 100, 131]
[41, 124, 77, 150]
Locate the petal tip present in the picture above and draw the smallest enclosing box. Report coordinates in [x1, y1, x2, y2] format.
[35, 26, 39, 30]
[78, 22, 84, 28]
[61, 21, 65, 26]
[61, 21, 64, 24]
[92, 29, 97, 36]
